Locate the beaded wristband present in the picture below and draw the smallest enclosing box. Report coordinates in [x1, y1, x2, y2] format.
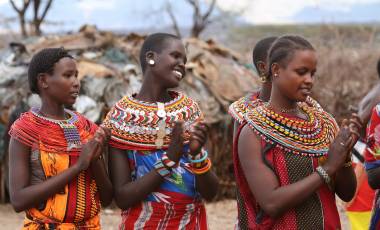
[162, 152, 178, 168]
[191, 158, 212, 175]
[316, 166, 333, 190]
[154, 160, 171, 178]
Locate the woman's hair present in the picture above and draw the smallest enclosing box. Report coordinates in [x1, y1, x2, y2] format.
[139, 33, 180, 73]
[266, 35, 315, 78]
[252, 36, 278, 71]
[377, 57, 380, 78]
[28, 47, 73, 94]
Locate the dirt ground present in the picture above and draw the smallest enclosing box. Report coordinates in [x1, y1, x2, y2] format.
[0, 199, 350, 229]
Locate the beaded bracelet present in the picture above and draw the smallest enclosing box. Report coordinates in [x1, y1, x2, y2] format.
[189, 150, 208, 163]
[191, 158, 212, 175]
[316, 166, 333, 190]
[154, 160, 171, 178]
[162, 152, 178, 168]
[188, 150, 209, 168]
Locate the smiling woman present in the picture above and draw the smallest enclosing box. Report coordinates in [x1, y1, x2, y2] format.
[103, 33, 219, 229]
[8, 48, 113, 229]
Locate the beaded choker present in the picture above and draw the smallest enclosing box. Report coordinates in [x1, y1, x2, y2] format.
[245, 104, 338, 157]
[103, 91, 203, 150]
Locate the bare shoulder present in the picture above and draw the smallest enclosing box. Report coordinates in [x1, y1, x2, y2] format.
[238, 124, 261, 159]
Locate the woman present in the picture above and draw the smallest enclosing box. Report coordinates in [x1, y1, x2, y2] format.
[364, 104, 380, 229]
[9, 48, 112, 229]
[232, 35, 361, 229]
[104, 33, 219, 229]
[229, 36, 321, 129]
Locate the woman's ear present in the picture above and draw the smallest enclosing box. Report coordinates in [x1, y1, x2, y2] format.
[37, 73, 49, 91]
[145, 51, 156, 66]
[271, 63, 280, 78]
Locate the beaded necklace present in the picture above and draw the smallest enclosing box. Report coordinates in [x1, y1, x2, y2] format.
[229, 91, 323, 125]
[31, 107, 82, 150]
[104, 91, 203, 150]
[245, 103, 338, 157]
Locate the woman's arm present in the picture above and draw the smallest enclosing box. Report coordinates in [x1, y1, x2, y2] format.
[90, 157, 113, 207]
[110, 122, 184, 210]
[89, 127, 113, 207]
[238, 123, 353, 219]
[189, 122, 219, 200]
[109, 147, 164, 210]
[334, 166, 356, 201]
[9, 138, 89, 212]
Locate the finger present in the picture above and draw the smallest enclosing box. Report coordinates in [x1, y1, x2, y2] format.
[192, 127, 207, 139]
[351, 113, 363, 125]
[190, 136, 204, 146]
[193, 123, 208, 135]
[100, 126, 112, 136]
[190, 131, 206, 143]
[349, 119, 363, 130]
[340, 119, 349, 128]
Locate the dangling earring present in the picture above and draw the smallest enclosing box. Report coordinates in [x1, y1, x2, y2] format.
[259, 73, 267, 83]
[148, 59, 155, 66]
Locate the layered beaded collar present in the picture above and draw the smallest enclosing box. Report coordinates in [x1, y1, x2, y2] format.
[229, 91, 323, 125]
[245, 104, 338, 157]
[104, 91, 203, 150]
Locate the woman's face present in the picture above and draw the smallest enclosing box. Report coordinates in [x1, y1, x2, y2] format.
[150, 39, 187, 88]
[41, 57, 80, 105]
[273, 49, 317, 102]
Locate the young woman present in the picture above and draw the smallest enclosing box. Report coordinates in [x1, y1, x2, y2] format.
[229, 36, 322, 131]
[103, 33, 219, 229]
[9, 48, 112, 229]
[232, 35, 362, 229]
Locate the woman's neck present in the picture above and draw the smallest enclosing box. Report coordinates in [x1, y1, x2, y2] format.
[259, 82, 272, 102]
[135, 76, 172, 103]
[269, 85, 299, 113]
[39, 96, 66, 119]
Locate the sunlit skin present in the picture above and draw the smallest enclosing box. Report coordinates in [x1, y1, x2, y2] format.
[109, 38, 219, 210]
[237, 49, 362, 219]
[9, 57, 113, 213]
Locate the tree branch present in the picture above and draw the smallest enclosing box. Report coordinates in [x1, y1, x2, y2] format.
[166, 2, 182, 38]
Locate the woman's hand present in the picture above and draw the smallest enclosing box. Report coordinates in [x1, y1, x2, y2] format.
[324, 119, 355, 175]
[76, 127, 111, 171]
[166, 122, 185, 163]
[347, 113, 363, 148]
[188, 122, 208, 156]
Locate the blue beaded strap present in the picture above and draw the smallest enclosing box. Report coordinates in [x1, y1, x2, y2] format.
[189, 150, 208, 163]
[31, 107, 82, 150]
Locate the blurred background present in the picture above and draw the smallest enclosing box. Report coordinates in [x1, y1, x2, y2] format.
[1, 0, 380, 229]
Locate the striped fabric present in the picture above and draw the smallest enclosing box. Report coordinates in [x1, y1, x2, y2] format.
[364, 104, 380, 230]
[119, 148, 208, 230]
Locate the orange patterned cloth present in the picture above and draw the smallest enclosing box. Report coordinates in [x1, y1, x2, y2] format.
[10, 110, 101, 229]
